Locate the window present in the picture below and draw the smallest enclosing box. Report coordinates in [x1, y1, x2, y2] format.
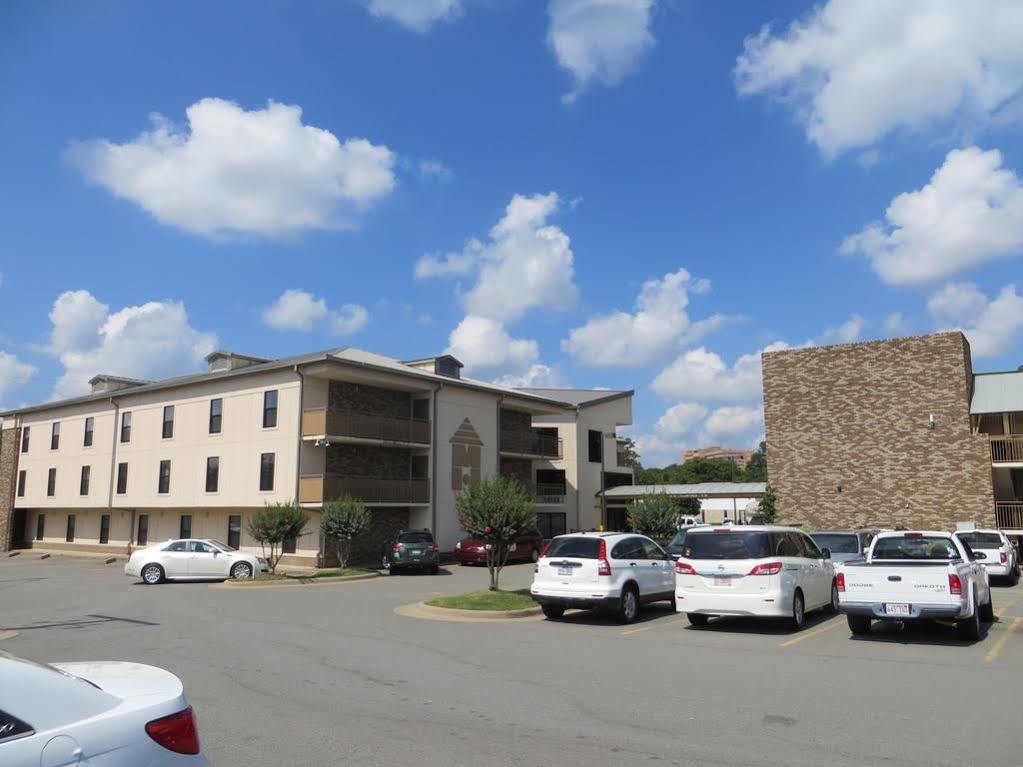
[50, 422, 60, 450]
[536, 468, 567, 494]
[164, 540, 188, 552]
[116, 463, 128, 495]
[262, 390, 278, 428]
[158, 460, 171, 494]
[120, 411, 132, 443]
[259, 452, 275, 491]
[66, 514, 76, 542]
[799, 534, 823, 559]
[209, 398, 223, 434]
[610, 537, 647, 560]
[0, 708, 34, 745]
[775, 533, 802, 558]
[99, 514, 110, 544]
[179, 514, 192, 539]
[35, 513, 44, 541]
[190, 540, 214, 553]
[536, 512, 566, 540]
[545, 537, 601, 559]
[872, 535, 959, 561]
[20, 426, 29, 453]
[227, 515, 241, 549]
[79, 466, 90, 496]
[681, 531, 774, 560]
[641, 538, 668, 560]
[83, 417, 94, 447]
[588, 429, 602, 463]
[137, 514, 149, 546]
[282, 532, 297, 554]
[810, 533, 860, 555]
[46, 468, 56, 497]
[162, 406, 175, 439]
[17, 470, 25, 497]
[205, 457, 220, 493]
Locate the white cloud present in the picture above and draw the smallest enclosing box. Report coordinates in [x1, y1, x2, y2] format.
[928, 282, 1023, 357]
[841, 147, 1023, 285]
[47, 291, 216, 399]
[654, 402, 708, 436]
[563, 269, 731, 367]
[366, 0, 461, 32]
[702, 405, 764, 441]
[415, 240, 481, 279]
[495, 364, 565, 389]
[631, 432, 684, 468]
[735, 0, 1023, 154]
[820, 313, 867, 344]
[0, 351, 35, 404]
[548, 0, 657, 103]
[67, 98, 397, 239]
[418, 158, 454, 182]
[883, 312, 908, 334]
[445, 315, 539, 377]
[262, 289, 368, 336]
[652, 343, 788, 403]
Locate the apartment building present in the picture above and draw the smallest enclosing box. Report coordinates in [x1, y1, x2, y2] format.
[763, 332, 1023, 534]
[681, 446, 753, 470]
[0, 348, 633, 566]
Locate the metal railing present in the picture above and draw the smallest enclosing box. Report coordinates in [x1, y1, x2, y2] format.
[500, 431, 562, 458]
[995, 502, 1023, 529]
[534, 483, 566, 504]
[299, 474, 430, 505]
[991, 437, 1023, 463]
[302, 407, 430, 445]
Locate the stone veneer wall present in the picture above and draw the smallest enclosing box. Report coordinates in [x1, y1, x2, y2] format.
[500, 457, 532, 487]
[0, 427, 20, 552]
[326, 445, 411, 479]
[329, 381, 410, 417]
[322, 507, 410, 566]
[500, 409, 534, 444]
[762, 332, 994, 531]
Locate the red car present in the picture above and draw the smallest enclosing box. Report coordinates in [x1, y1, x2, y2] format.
[453, 526, 545, 565]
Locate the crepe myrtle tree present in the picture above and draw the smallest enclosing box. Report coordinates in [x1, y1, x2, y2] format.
[456, 474, 536, 591]
[247, 501, 309, 574]
[320, 495, 371, 569]
[627, 493, 701, 541]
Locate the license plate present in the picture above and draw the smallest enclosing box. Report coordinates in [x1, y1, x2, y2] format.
[713, 577, 732, 587]
[557, 567, 573, 576]
[885, 602, 910, 616]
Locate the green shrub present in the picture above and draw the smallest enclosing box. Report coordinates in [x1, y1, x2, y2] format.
[247, 502, 309, 574]
[320, 495, 372, 569]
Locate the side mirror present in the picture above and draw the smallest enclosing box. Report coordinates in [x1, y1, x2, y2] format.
[821, 548, 831, 559]
[974, 551, 987, 560]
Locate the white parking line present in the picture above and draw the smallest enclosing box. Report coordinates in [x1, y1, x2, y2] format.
[985, 617, 1023, 663]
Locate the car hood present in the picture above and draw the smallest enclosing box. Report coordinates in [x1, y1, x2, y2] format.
[52, 661, 184, 704]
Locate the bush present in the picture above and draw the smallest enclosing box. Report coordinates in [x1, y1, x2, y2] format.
[320, 496, 371, 569]
[247, 502, 309, 574]
[749, 484, 777, 524]
[456, 475, 536, 591]
[626, 492, 693, 540]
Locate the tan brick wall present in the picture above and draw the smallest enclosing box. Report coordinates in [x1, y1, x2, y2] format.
[0, 427, 20, 552]
[763, 332, 994, 530]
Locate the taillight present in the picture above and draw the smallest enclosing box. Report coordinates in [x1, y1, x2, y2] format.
[949, 573, 962, 596]
[392, 543, 403, 551]
[429, 543, 439, 552]
[1001, 551, 1008, 564]
[748, 561, 782, 576]
[675, 561, 696, 575]
[835, 572, 845, 592]
[597, 539, 611, 576]
[904, 532, 923, 538]
[539, 541, 552, 558]
[146, 707, 200, 755]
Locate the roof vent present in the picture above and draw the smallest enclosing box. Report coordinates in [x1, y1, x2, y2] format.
[403, 355, 463, 379]
[88, 374, 151, 394]
[205, 351, 270, 373]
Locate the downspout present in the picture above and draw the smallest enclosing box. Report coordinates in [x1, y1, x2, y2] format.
[431, 383, 442, 536]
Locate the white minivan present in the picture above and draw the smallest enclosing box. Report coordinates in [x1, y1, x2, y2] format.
[674, 526, 838, 630]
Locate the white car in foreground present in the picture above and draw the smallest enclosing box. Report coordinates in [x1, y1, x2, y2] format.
[126, 539, 267, 584]
[531, 532, 676, 623]
[0, 651, 210, 765]
[954, 529, 1019, 584]
[673, 526, 838, 630]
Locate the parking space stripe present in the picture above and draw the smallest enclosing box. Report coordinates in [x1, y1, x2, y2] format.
[778, 618, 843, 649]
[621, 616, 684, 636]
[995, 596, 1022, 619]
[985, 617, 1023, 664]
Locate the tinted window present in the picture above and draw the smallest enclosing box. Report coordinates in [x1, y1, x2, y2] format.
[162, 406, 174, 439]
[227, 516, 240, 550]
[681, 531, 773, 560]
[800, 534, 823, 559]
[610, 537, 646, 560]
[398, 531, 434, 544]
[20, 426, 29, 453]
[872, 536, 960, 560]
[209, 398, 223, 434]
[137, 514, 148, 546]
[46, 468, 56, 497]
[164, 541, 188, 552]
[263, 390, 278, 428]
[65, 514, 75, 543]
[588, 430, 602, 463]
[775, 533, 801, 557]
[120, 412, 132, 443]
[179, 515, 192, 539]
[116, 463, 128, 494]
[259, 453, 275, 491]
[641, 538, 668, 559]
[545, 537, 602, 559]
[666, 529, 689, 555]
[158, 460, 171, 494]
[209, 539, 235, 552]
[99, 514, 110, 544]
[83, 417, 94, 447]
[16, 470, 25, 497]
[79, 466, 90, 496]
[190, 541, 214, 553]
[50, 422, 60, 450]
[206, 457, 219, 493]
[811, 533, 861, 554]
[957, 532, 1003, 549]
[0, 708, 34, 744]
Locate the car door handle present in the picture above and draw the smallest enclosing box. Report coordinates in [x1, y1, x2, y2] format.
[629, 562, 637, 567]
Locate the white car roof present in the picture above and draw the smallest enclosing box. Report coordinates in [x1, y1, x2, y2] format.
[875, 530, 953, 538]
[686, 525, 806, 534]
[954, 529, 1005, 536]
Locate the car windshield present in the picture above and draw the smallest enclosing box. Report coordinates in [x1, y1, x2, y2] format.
[680, 531, 772, 560]
[398, 531, 433, 544]
[666, 530, 689, 552]
[207, 539, 235, 552]
[545, 537, 601, 559]
[957, 532, 1002, 549]
[811, 533, 860, 554]
[872, 536, 960, 560]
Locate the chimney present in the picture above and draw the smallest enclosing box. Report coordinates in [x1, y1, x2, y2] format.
[403, 355, 463, 379]
[88, 375, 150, 394]
[205, 351, 270, 373]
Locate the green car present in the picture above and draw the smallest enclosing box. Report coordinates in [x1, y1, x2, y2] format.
[385, 528, 440, 574]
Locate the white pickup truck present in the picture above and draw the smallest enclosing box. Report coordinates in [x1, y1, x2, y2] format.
[837, 531, 993, 640]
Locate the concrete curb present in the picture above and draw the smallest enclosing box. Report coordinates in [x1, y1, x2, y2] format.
[0, 630, 19, 641]
[28, 549, 126, 563]
[209, 572, 381, 590]
[395, 601, 543, 623]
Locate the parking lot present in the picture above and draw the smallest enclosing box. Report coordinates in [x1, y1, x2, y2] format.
[3, 555, 1022, 767]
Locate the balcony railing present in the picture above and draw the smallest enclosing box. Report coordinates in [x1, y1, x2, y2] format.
[302, 408, 430, 445]
[995, 502, 1023, 530]
[991, 437, 1023, 463]
[500, 431, 562, 459]
[299, 474, 430, 505]
[534, 483, 566, 504]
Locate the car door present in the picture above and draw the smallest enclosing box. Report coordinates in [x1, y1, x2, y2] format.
[798, 533, 831, 608]
[775, 533, 804, 605]
[640, 537, 674, 597]
[161, 540, 192, 577]
[189, 541, 222, 576]
[621, 537, 661, 599]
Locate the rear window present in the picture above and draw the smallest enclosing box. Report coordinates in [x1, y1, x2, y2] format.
[681, 531, 772, 560]
[957, 532, 1002, 548]
[811, 533, 860, 554]
[398, 531, 433, 544]
[545, 537, 601, 559]
[872, 536, 960, 560]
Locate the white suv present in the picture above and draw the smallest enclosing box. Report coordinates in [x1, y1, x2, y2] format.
[530, 532, 675, 623]
[674, 525, 838, 630]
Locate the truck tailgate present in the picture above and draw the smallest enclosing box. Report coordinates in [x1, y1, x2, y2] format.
[842, 563, 957, 613]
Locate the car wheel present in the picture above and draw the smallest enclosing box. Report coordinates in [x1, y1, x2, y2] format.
[829, 581, 840, 613]
[957, 595, 982, 641]
[542, 604, 565, 620]
[979, 595, 995, 623]
[530, 548, 540, 564]
[847, 615, 871, 635]
[687, 613, 709, 627]
[389, 566, 399, 576]
[141, 564, 164, 585]
[618, 586, 640, 624]
[231, 562, 253, 580]
[789, 590, 805, 631]
[430, 565, 440, 575]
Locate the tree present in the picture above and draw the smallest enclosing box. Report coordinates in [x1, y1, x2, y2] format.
[750, 484, 777, 524]
[618, 437, 640, 468]
[744, 441, 767, 482]
[320, 495, 371, 569]
[627, 493, 702, 540]
[247, 502, 309, 574]
[455, 475, 536, 591]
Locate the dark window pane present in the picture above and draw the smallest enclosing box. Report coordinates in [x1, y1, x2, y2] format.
[263, 390, 278, 428]
[810, 533, 860, 554]
[179, 514, 192, 539]
[21, 426, 29, 453]
[872, 536, 959, 560]
[121, 412, 132, 443]
[680, 531, 773, 560]
[83, 417, 94, 447]
[79, 466, 90, 496]
[35, 513, 45, 541]
[66, 514, 76, 542]
[46, 468, 56, 497]
[227, 515, 241, 549]
[536, 512, 566, 539]
[137, 514, 148, 546]
[116, 463, 128, 494]
[259, 452, 275, 491]
[398, 531, 434, 544]
[17, 470, 25, 497]
[51, 422, 60, 450]
[0, 708, 35, 744]
[158, 460, 171, 494]
[162, 406, 174, 439]
[588, 430, 602, 463]
[209, 398, 223, 434]
[206, 457, 219, 493]
[282, 532, 296, 554]
[99, 514, 110, 544]
[545, 537, 601, 559]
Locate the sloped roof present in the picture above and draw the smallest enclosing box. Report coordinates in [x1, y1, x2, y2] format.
[971, 371, 1023, 415]
[514, 388, 633, 407]
[600, 482, 767, 499]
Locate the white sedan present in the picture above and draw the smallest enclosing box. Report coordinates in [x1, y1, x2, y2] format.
[125, 539, 267, 584]
[0, 650, 211, 765]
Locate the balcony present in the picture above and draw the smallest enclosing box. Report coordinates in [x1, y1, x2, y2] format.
[534, 483, 566, 505]
[991, 437, 1023, 464]
[500, 431, 562, 459]
[299, 475, 430, 505]
[302, 408, 430, 446]
[995, 501, 1023, 530]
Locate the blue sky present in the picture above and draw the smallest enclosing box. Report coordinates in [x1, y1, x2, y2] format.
[2, 0, 1022, 466]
